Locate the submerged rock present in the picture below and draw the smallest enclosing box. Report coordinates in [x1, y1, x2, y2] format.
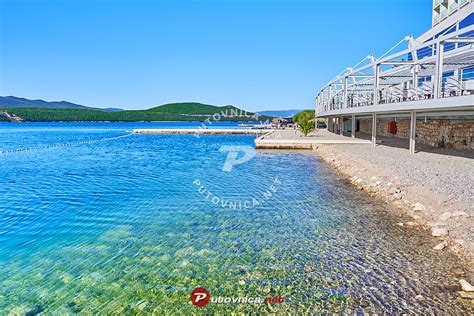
[459, 291, 474, 299]
[433, 241, 448, 250]
[460, 279, 474, 292]
[432, 227, 449, 237]
[413, 203, 426, 211]
[439, 212, 452, 221]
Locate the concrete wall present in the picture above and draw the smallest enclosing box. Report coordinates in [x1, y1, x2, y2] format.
[358, 117, 474, 150]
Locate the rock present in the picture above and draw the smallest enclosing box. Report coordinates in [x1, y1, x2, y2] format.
[450, 267, 465, 277]
[415, 294, 423, 300]
[405, 221, 416, 226]
[439, 212, 452, 221]
[433, 240, 448, 250]
[396, 223, 404, 227]
[460, 279, 474, 292]
[432, 227, 449, 237]
[239, 280, 246, 285]
[459, 291, 474, 299]
[453, 211, 467, 217]
[413, 203, 426, 211]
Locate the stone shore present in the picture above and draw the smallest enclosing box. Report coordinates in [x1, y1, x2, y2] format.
[314, 144, 474, 285]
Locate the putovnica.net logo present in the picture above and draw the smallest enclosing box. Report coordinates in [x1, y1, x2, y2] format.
[190, 287, 285, 307]
[193, 144, 282, 209]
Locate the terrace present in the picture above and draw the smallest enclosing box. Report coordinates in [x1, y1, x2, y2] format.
[316, 23, 474, 153]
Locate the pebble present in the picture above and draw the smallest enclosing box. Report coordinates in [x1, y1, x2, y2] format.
[432, 227, 449, 237]
[439, 212, 452, 221]
[460, 279, 474, 292]
[433, 240, 448, 250]
[459, 291, 474, 299]
[239, 280, 246, 286]
[413, 203, 426, 211]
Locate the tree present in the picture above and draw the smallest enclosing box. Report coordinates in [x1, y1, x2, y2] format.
[293, 110, 315, 136]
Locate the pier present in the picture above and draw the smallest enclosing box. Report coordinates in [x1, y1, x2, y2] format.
[255, 129, 371, 149]
[133, 128, 266, 135]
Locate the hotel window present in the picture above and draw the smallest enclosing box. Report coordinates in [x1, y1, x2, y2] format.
[418, 76, 432, 87]
[461, 67, 474, 80]
[459, 13, 474, 29]
[459, 13, 474, 48]
[442, 71, 455, 83]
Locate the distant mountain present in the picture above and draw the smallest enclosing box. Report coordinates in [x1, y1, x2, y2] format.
[0, 96, 122, 112]
[0, 102, 271, 122]
[258, 109, 304, 118]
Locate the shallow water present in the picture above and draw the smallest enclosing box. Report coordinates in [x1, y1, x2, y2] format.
[0, 122, 472, 314]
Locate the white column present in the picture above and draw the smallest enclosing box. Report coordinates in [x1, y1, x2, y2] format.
[327, 85, 332, 110]
[339, 116, 344, 135]
[409, 111, 417, 154]
[373, 64, 380, 105]
[434, 41, 444, 99]
[371, 113, 377, 146]
[343, 77, 348, 108]
[351, 114, 356, 138]
[412, 64, 419, 89]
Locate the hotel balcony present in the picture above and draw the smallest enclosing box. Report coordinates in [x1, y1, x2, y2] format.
[315, 25, 474, 153]
[316, 26, 474, 117]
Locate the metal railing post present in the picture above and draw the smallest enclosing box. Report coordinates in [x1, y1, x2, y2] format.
[434, 41, 444, 98]
[373, 64, 380, 105]
[343, 77, 348, 109]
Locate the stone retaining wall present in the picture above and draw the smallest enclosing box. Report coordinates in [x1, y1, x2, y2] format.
[357, 118, 474, 150]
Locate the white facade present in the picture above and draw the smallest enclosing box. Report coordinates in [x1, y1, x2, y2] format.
[315, 1, 474, 153]
[433, 0, 471, 26]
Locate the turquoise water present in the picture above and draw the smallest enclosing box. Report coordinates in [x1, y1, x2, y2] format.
[0, 122, 472, 314]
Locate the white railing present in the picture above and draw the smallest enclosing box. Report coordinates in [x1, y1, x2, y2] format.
[315, 25, 474, 115]
[448, 2, 459, 14]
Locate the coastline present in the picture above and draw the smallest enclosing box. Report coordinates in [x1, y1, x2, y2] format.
[314, 144, 474, 279]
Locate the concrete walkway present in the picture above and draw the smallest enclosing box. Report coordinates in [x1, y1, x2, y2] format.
[255, 129, 371, 149]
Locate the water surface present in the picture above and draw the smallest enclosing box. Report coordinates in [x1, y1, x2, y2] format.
[0, 122, 471, 314]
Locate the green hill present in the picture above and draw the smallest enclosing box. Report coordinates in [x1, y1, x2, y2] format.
[0, 102, 271, 122]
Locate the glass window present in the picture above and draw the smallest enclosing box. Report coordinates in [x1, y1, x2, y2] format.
[462, 67, 474, 80]
[459, 13, 474, 29]
[442, 71, 455, 83]
[418, 76, 432, 87]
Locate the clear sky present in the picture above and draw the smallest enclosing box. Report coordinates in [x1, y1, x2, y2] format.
[0, 0, 432, 111]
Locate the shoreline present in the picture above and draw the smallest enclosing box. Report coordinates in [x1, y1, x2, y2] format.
[314, 144, 474, 280]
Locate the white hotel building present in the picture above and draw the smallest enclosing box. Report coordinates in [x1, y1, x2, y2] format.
[316, 0, 474, 153]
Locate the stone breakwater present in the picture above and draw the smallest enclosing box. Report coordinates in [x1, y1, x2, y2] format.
[314, 144, 474, 302]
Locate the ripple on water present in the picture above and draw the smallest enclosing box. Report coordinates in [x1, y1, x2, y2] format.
[0, 123, 472, 314]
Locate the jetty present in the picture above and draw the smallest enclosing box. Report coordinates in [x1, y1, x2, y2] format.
[133, 128, 266, 135]
[255, 129, 371, 149]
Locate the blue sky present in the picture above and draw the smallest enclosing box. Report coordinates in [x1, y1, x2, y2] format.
[0, 0, 432, 111]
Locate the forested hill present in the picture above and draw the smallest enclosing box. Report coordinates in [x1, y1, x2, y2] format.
[0, 102, 271, 122]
